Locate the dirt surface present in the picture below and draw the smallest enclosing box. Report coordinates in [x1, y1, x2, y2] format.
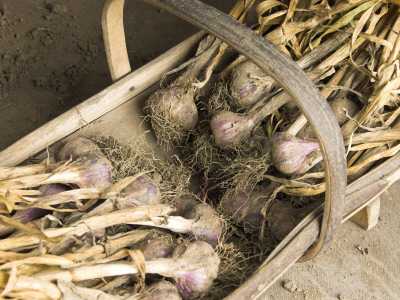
[0, 0, 230, 151]
[0, 0, 108, 149]
[265, 189, 400, 299]
[1, 1, 399, 299]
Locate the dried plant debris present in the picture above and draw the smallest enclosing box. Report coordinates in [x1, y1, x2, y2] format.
[92, 135, 192, 206]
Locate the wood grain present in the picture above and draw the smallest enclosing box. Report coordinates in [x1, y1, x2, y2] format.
[102, 0, 131, 81]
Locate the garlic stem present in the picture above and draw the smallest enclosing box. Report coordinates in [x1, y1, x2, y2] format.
[0, 205, 172, 251]
[34, 242, 219, 299]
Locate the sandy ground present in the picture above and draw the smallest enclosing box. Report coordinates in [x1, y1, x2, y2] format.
[265, 188, 400, 299]
[1, 1, 399, 299]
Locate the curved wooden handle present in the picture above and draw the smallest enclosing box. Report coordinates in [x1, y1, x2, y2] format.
[102, 0, 131, 81]
[142, 0, 347, 294]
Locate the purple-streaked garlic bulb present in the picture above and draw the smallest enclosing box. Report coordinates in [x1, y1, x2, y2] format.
[81, 174, 160, 220]
[220, 181, 279, 230]
[166, 241, 219, 299]
[210, 96, 285, 149]
[268, 200, 322, 241]
[57, 137, 113, 189]
[40, 183, 69, 196]
[117, 174, 160, 207]
[298, 96, 359, 140]
[0, 154, 111, 200]
[0, 184, 68, 237]
[146, 86, 198, 144]
[13, 184, 67, 221]
[221, 188, 264, 227]
[50, 153, 112, 190]
[184, 203, 223, 247]
[58, 137, 102, 161]
[162, 88, 198, 130]
[140, 281, 181, 300]
[137, 239, 173, 260]
[210, 111, 256, 148]
[230, 60, 274, 108]
[271, 132, 320, 176]
[0, 137, 113, 192]
[34, 241, 219, 300]
[268, 201, 296, 241]
[57, 174, 160, 254]
[329, 96, 359, 126]
[145, 37, 221, 145]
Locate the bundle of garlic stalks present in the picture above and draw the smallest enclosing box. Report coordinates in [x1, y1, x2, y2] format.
[0, 137, 228, 300]
[2, 0, 400, 299]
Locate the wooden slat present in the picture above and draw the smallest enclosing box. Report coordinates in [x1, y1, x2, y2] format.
[102, 0, 131, 81]
[351, 197, 380, 230]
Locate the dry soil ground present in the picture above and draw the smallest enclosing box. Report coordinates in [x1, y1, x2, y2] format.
[0, 1, 399, 299]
